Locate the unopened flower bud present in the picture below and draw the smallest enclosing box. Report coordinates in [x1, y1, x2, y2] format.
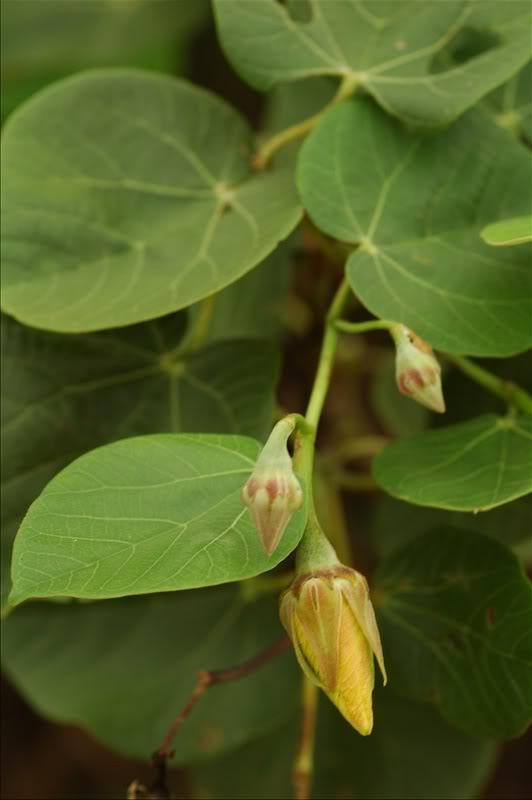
[241, 417, 303, 555]
[280, 566, 386, 736]
[391, 324, 445, 413]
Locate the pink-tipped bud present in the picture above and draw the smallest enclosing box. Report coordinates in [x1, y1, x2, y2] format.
[391, 325, 445, 413]
[241, 417, 303, 555]
[280, 567, 386, 736]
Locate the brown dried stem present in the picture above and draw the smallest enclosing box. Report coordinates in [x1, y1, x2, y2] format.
[128, 636, 292, 798]
[155, 634, 291, 762]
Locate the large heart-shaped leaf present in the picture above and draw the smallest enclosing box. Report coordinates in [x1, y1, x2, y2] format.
[298, 97, 532, 356]
[196, 687, 495, 800]
[9, 434, 307, 605]
[214, 0, 532, 126]
[373, 414, 532, 511]
[1, 585, 299, 762]
[1, 69, 301, 332]
[375, 527, 532, 738]
[1, 312, 278, 607]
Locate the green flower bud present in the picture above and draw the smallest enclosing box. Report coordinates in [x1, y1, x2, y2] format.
[241, 417, 303, 555]
[280, 566, 386, 736]
[392, 324, 445, 413]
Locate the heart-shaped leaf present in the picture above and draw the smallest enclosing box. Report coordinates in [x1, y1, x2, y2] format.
[214, 0, 532, 126]
[1, 69, 301, 332]
[9, 434, 307, 605]
[373, 414, 532, 511]
[1, 312, 279, 607]
[298, 97, 532, 356]
[375, 527, 532, 738]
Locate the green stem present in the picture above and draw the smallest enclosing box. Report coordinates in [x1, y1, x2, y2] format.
[292, 278, 353, 572]
[335, 318, 395, 335]
[188, 294, 216, 351]
[305, 280, 351, 431]
[253, 74, 358, 169]
[292, 677, 319, 800]
[446, 354, 532, 415]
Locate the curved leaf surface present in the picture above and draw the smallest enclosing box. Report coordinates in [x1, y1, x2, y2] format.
[9, 434, 307, 605]
[214, 0, 532, 126]
[298, 97, 532, 355]
[1, 70, 301, 332]
[1, 312, 278, 607]
[373, 414, 532, 511]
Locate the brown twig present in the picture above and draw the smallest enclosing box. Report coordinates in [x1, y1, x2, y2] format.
[155, 634, 291, 762]
[128, 635, 292, 798]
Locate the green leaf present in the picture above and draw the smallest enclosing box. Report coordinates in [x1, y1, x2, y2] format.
[213, 0, 532, 126]
[1, 69, 301, 333]
[373, 414, 532, 511]
[1, 585, 299, 761]
[481, 216, 532, 246]
[375, 527, 532, 738]
[1, 313, 279, 607]
[195, 687, 496, 800]
[9, 434, 307, 605]
[298, 97, 532, 356]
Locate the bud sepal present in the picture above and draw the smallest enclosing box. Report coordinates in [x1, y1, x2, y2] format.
[391, 324, 445, 413]
[241, 416, 303, 555]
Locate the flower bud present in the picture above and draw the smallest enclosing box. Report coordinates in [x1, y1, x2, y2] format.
[241, 417, 303, 555]
[391, 324, 445, 413]
[280, 567, 386, 736]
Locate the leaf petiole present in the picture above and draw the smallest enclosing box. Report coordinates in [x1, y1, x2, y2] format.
[335, 318, 395, 335]
[253, 74, 359, 169]
[446, 353, 532, 416]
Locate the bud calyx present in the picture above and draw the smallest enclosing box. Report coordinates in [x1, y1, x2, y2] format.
[241, 416, 303, 555]
[392, 324, 445, 413]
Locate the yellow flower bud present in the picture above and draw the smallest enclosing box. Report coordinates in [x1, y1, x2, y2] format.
[241, 417, 303, 555]
[280, 567, 386, 735]
[392, 324, 445, 413]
